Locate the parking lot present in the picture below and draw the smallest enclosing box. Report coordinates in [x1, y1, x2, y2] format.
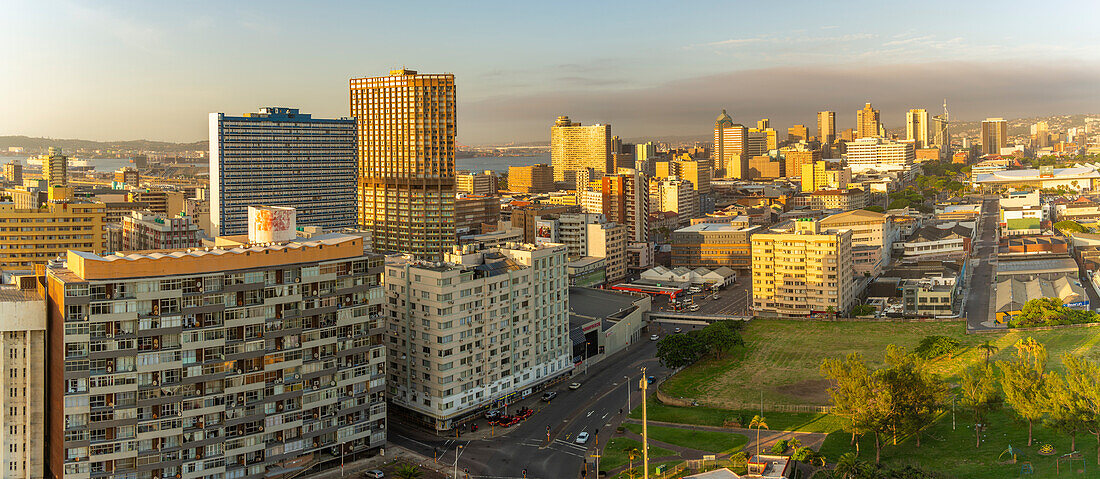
[649, 278, 752, 317]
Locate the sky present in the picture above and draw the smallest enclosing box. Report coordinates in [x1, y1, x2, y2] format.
[3, 0, 1100, 145]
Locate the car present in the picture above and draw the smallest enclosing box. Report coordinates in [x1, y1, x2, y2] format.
[674, 328, 683, 334]
[569, 382, 582, 390]
[575, 432, 590, 444]
[650, 334, 659, 341]
[646, 375, 656, 384]
[364, 471, 385, 479]
[688, 304, 700, 312]
[541, 391, 557, 402]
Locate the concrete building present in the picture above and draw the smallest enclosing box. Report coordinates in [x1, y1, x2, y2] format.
[384, 243, 570, 431]
[672, 222, 759, 271]
[844, 137, 916, 172]
[651, 176, 698, 227]
[981, 118, 1009, 156]
[713, 111, 748, 178]
[0, 187, 107, 271]
[550, 116, 612, 184]
[120, 211, 202, 251]
[817, 111, 836, 145]
[351, 69, 456, 259]
[0, 281, 45, 479]
[4, 160, 22, 185]
[906, 109, 932, 149]
[210, 107, 356, 237]
[751, 219, 855, 317]
[45, 227, 387, 479]
[820, 209, 895, 276]
[507, 164, 554, 193]
[856, 103, 881, 139]
[456, 170, 499, 196]
[39, 147, 68, 187]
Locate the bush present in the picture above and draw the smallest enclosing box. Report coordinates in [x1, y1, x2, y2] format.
[770, 439, 788, 454]
[914, 335, 961, 359]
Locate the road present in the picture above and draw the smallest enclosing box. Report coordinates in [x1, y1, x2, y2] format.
[964, 196, 1001, 330]
[387, 335, 673, 478]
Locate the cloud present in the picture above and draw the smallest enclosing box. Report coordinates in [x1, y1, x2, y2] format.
[459, 61, 1100, 144]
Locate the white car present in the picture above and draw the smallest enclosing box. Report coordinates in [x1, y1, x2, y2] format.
[575, 432, 590, 444]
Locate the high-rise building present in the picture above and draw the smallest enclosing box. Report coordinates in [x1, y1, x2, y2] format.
[817, 111, 836, 145]
[120, 210, 202, 251]
[40, 147, 67, 187]
[4, 160, 22, 185]
[550, 115, 612, 184]
[114, 167, 140, 187]
[781, 143, 821, 179]
[713, 111, 749, 178]
[0, 281, 45, 479]
[845, 137, 916, 172]
[210, 107, 357, 236]
[751, 219, 855, 317]
[45, 227, 387, 478]
[0, 186, 106, 271]
[856, 103, 881, 139]
[456, 170, 499, 195]
[598, 169, 650, 243]
[788, 124, 809, 143]
[385, 243, 570, 431]
[351, 69, 456, 259]
[905, 109, 932, 149]
[507, 164, 554, 193]
[981, 118, 1008, 155]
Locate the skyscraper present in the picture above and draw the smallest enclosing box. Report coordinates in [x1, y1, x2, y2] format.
[713, 110, 748, 178]
[817, 111, 836, 145]
[981, 118, 1008, 155]
[210, 107, 357, 236]
[550, 115, 612, 184]
[40, 147, 67, 186]
[905, 109, 932, 149]
[856, 103, 881, 139]
[351, 69, 457, 259]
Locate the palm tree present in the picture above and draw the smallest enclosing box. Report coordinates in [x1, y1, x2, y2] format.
[749, 415, 769, 458]
[834, 452, 860, 479]
[395, 464, 423, 479]
[978, 340, 999, 364]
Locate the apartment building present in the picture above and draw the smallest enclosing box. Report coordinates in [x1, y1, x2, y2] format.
[0, 187, 107, 272]
[456, 171, 499, 196]
[1, 281, 46, 479]
[550, 116, 612, 183]
[45, 227, 387, 479]
[820, 209, 896, 276]
[210, 107, 357, 236]
[384, 243, 571, 431]
[506, 164, 554, 194]
[751, 219, 855, 317]
[671, 222, 760, 271]
[120, 211, 202, 252]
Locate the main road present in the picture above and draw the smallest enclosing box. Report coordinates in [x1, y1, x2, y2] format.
[387, 333, 676, 478]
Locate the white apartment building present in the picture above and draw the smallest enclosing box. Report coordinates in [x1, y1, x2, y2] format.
[845, 137, 916, 172]
[384, 243, 571, 431]
[0, 283, 45, 479]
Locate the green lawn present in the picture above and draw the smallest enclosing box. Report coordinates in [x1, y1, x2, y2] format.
[660, 319, 1100, 408]
[622, 423, 748, 454]
[599, 437, 677, 472]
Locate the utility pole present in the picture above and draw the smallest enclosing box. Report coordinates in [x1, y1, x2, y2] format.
[641, 366, 649, 479]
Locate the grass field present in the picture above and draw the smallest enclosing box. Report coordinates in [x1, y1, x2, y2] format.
[622, 423, 748, 454]
[660, 319, 1100, 408]
[599, 437, 677, 472]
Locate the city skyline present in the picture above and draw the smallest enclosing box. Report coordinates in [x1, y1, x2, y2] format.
[4, 1, 1100, 144]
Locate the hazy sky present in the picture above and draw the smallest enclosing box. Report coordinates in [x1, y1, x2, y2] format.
[4, 0, 1100, 145]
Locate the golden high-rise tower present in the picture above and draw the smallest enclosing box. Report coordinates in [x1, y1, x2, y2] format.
[350, 69, 457, 259]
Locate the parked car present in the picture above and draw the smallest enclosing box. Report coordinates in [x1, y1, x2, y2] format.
[575, 432, 590, 444]
[569, 382, 582, 390]
[542, 391, 557, 402]
[364, 471, 384, 479]
[650, 334, 660, 341]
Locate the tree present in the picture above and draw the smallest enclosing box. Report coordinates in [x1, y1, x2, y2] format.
[960, 362, 999, 448]
[654, 333, 706, 368]
[996, 338, 1048, 446]
[395, 464, 423, 479]
[977, 340, 999, 364]
[749, 415, 768, 458]
[1059, 354, 1100, 465]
